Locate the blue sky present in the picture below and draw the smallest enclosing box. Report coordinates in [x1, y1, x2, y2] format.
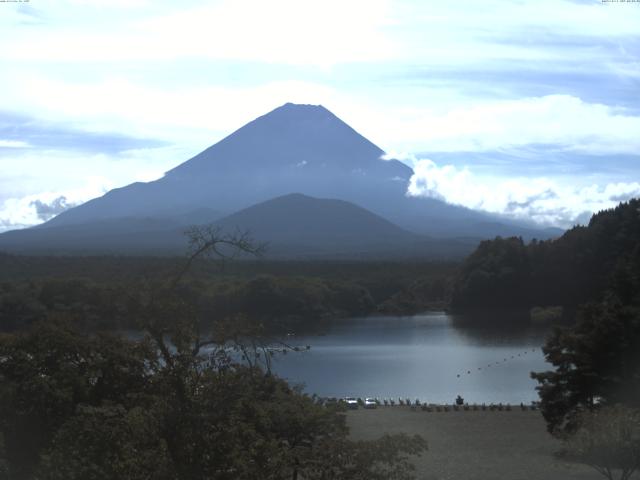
[1, 0, 639, 231]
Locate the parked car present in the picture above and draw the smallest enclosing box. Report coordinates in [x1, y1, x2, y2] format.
[344, 397, 359, 409]
[364, 398, 377, 409]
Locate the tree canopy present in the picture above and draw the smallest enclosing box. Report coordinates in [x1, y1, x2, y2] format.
[0, 227, 427, 480]
[517, 200, 640, 441]
[451, 199, 640, 316]
[531, 301, 640, 436]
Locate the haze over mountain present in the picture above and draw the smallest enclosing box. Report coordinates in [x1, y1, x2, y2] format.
[0, 103, 561, 257]
[0, 193, 479, 258]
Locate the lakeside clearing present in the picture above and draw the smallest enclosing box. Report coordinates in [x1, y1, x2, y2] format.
[347, 407, 615, 480]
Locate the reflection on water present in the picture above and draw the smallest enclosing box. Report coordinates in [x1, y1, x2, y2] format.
[271, 312, 551, 404]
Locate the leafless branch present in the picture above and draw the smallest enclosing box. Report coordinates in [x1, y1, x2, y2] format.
[170, 225, 266, 289]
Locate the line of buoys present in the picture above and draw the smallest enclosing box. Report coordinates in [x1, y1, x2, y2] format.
[455, 347, 539, 379]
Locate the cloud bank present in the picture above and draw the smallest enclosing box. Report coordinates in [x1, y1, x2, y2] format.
[0, 0, 638, 231]
[408, 158, 640, 228]
[0, 195, 77, 231]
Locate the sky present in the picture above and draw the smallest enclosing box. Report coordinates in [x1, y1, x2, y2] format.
[1, 0, 639, 231]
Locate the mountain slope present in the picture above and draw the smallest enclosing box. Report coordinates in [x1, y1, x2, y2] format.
[1, 103, 560, 255]
[43, 103, 413, 229]
[213, 193, 480, 258]
[216, 193, 416, 247]
[0, 217, 187, 255]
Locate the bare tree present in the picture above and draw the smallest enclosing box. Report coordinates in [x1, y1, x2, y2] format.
[135, 225, 304, 374]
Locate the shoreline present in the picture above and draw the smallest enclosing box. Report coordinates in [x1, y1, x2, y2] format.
[339, 402, 538, 412]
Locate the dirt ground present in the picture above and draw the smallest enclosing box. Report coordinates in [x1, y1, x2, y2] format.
[347, 406, 628, 480]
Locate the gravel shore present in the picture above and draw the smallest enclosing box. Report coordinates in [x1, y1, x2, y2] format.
[347, 406, 616, 480]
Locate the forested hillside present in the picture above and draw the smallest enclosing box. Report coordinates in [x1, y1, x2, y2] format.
[451, 199, 640, 315]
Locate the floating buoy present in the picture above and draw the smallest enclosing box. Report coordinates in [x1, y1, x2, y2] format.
[457, 374, 460, 378]
[467, 370, 471, 374]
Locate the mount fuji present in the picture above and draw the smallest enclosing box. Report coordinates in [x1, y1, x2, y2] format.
[0, 103, 560, 257]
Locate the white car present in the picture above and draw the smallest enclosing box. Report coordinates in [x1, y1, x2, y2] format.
[364, 398, 377, 409]
[344, 397, 359, 409]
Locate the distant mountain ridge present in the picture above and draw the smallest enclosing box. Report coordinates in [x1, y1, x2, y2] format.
[0, 103, 561, 256]
[0, 193, 478, 258]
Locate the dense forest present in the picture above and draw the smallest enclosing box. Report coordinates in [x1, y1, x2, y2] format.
[1, 201, 639, 477]
[440, 200, 640, 442]
[0, 255, 455, 334]
[0, 228, 431, 480]
[451, 199, 640, 317]
[495, 200, 640, 442]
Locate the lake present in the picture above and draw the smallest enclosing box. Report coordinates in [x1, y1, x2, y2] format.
[270, 312, 551, 404]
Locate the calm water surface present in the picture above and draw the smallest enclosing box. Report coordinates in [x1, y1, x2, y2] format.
[271, 312, 551, 404]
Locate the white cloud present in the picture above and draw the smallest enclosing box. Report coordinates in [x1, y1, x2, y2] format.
[0, 0, 638, 232]
[366, 95, 640, 155]
[0, 176, 190, 231]
[0, 74, 339, 144]
[0, 177, 112, 232]
[5, 0, 638, 67]
[0, 140, 29, 148]
[4, 66, 639, 156]
[0, 1, 637, 157]
[0, 146, 181, 232]
[408, 158, 640, 228]
[1, 145, 176, 186]
[1, 0, 396, 66]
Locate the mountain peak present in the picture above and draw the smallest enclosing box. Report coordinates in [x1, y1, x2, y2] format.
[255, 102, 338, 125]
[279, 102, 328, 111]
[166, 102, 388, 178]
[271, 102, 333, 118]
